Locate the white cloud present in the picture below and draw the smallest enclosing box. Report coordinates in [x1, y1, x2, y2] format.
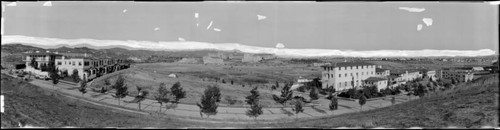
[154, 27, 160, 31]
[2, 35, 496, 57]
[43, 1, 52, 7]
[178, 37, 185, 41]
[123, 9, 127, 13]
[6, 2, 17, 7]
[276, 43, 285, 49]
[257, 14, 267, 20]
[213, 28, 221, 32]
[398, 7, 425, 12]
[417, 24, 423, 31]
[206, 21, 213, 30]
[488, 1, 500, 5]
[194, 13, 199, 18]
[422, 18, 433, 26]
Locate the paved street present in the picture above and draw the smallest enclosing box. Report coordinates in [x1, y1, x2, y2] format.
[4, 72, 418, 121]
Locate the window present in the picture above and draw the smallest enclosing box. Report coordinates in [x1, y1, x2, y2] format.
[356, 73, 358, 76]
[362, 72, 364, 75]
[361, 66, 363, 69]
[339, 83, 341, 87]
[339, 74, 341, 78]
[72, 61, 75, 66]
[345, 82, 347, 86]
[350, 66, 353, 69]
[345, 73, 347, 77]
[345, 67, 347, 70]
[339, 67, 341, 70]
[84, 61, 90, 66]
[356, 66, 358, 69]
[79, 62, 82, 66]
[57, 62, 62, 65]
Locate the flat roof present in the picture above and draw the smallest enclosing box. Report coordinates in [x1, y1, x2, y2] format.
[365, 77, 388, 81]
[321, 62, 375, 68]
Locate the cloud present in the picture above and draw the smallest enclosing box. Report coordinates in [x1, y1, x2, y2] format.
[154, 27, 160, 31]
[489, 1, 500, 5]
[422, 18, 433, 26]
[213, 28, 221, 32]
[194, 13, 199, 18]
[123, 9, 127, 13]
[257, 14, 267, 20]
[178, 37, 185, 42]
[43, 1, 52, 7]
[276, 43, 285, 49]
[6, 2, 17, 7]
[2, 35, 496, 57]
[206, 21, 213, 30]
[398, 7, 425, 12]
[417, 24, 423, 31]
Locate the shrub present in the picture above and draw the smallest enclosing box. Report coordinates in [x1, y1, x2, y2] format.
[225, 96, 237, 105]
[196, 84, 221, 118]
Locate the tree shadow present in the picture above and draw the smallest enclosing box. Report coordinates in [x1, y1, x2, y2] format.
[280, 108, 294, 116]
[311, 106, 327, 114]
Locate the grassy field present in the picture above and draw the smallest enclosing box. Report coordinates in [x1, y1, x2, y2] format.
[89, 62, 322, 107]
[252, 73, 499, 128]
[0, 73, 215, 128]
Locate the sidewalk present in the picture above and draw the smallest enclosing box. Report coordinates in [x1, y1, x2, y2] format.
[3, 71, 418, 121]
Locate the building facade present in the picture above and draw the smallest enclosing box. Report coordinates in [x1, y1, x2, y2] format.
[437, 69, 474, 82]
[23, 52, 63, 77]
[321, 62, 377, 91]
[363, 77, 388, 92]
[375, 68, 390, 77]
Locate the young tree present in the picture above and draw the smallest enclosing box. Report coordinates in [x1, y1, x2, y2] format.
[155, 83, 170, 112]
[309, 85, 319, 100]
[358, 95, 367, 111]
[273, 83, 293, 107]
[136, 86, 149, 111]
[196, 84, 220, 118]
[79, 77, 87, 96]
[391, 96, 396, 105]
[113, 75, 128, 106]
[171, 81, 186, 103]
[49, 67, 60, 90]
[72, 69, 80, 82]
[329, 96, 338, 110]
[291, 98, 304, 119]
[245, 87, 263, 120]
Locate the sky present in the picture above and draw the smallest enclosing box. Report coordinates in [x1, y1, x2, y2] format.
[1, 1, 498, 53]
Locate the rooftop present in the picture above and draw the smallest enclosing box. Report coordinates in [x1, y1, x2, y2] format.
[365, 77, 388, 81]
[387, 75, 400, 79]
[23, 52, 62, 56]
[321, 62, 375, 68]
[375, 68, 389, 72]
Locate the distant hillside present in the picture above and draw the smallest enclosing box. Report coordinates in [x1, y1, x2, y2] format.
[267, 74, 498, 128]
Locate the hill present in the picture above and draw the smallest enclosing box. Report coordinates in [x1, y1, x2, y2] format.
[259, 74, 499, 128]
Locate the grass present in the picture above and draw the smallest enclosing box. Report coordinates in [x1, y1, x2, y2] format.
[250, 74, 499, 128]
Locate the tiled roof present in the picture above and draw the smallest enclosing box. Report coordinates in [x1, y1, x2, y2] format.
[375, 68, 389, 72]
[321, 62, 375, 68]
[365, 77, 388, 81]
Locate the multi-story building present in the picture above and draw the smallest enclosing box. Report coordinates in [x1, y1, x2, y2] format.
[437, 69, 474, 82]
[23, 52, 63, 77]
[375, 68, 390, 77]
[363, 77, 388, 91]
[321, 62, 377, 91]
[390, 70, 422, 82]
[24, 52, 129, 82]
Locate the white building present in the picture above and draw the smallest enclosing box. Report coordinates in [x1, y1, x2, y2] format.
[321, 62, 377, 91]
[363, 77, 388, 92]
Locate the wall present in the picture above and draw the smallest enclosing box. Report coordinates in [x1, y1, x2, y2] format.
[321, 65, 376, 91]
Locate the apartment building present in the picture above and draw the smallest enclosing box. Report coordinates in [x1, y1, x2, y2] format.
[23, 52, 63, 77]
[375, 68, 390, 77]
[55, 55, 129, 81]
[363, 77, 388, 91]
[320, 62, 377, 91]
[437, 69, 474, 82]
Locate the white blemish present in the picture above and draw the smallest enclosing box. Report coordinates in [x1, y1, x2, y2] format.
[398, 7, 425, 12]
[7, 2, 17, 7]
[196, 23, 199, 27]
[257, 14, 267, 20]
[178, 37, 186, 41]
[154, 27, 160, 31]
[206, 21, 213, 30]
[276, 43, 285, 49]
[417, 24, 423, 31]
[1, 17, 4, 35]
[43, 1, 52, 7]
[123, 9, 127, 13]
[422, 18, 433, 26]
[194, 13, 199, 18]
[213, 28, 221, 32]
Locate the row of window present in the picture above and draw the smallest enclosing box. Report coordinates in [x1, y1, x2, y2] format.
[324, 65, 375, 71]
[325, 71, 375, 79]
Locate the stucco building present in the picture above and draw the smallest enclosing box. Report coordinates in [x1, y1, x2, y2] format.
[320, 62, 377, 91]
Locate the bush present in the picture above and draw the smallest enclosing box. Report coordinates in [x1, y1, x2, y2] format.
[225, 96, 238, 105]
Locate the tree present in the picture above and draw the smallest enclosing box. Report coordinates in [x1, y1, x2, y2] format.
[155, 82, 170, 112]
[329, 96, 338, 110]
[49, 67, 60, 90]
[113, 75, 128, 106]
[231, 80, 234, 85]
[359, 95, 367, 111]
[309, 85, 319, 100]
[72, 69, 80, 82]
[451, 78, 457, 85]
[30, 57, 38, 69]
[136, 86, 149, 111]
[291, 98, 304, 119]
[273, 83, 293, 107]
[79, 77, 87, 96]
[245, 87, 263, 120]
[104, 78, 111, 86]
[171, 81, 186, 103]
[196, 84, 220, 118]
[391, 96, 396, 105]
